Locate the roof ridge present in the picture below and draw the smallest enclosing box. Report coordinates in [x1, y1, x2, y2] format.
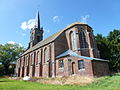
[22, 22, 87, 55]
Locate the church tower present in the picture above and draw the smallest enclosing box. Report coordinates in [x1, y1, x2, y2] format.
[29, 11, 43, 48]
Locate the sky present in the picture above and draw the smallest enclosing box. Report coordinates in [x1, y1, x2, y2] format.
[0, 0, 120, 48]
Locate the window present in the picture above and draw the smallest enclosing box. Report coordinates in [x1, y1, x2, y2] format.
[44, 48, 49, 63]
[37, 51, 41, 64]
[89, 33, 94, 48]
[78, 60, 85, 70]
[27, 56, 29, 65]
[31, 54, 34, 65]
[70, 31, 77, 50]
[18, 59, 20, 67]
[23, 57, 25, 66]
[37, 36, 40, 42]
[26, 56, 28, 66]
[36, 52, 38, 65]
[79, 30, 87, 48]
[59, 60, 64, 68]
[19, 59, 21, 67]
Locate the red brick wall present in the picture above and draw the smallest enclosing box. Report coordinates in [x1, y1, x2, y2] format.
[92, 60, 110, 77]
[70, 56, 94, 77]
[81, 49, 90, 57]
[56, 57, 69, 77]
[56, 56, 94, 77]
[54, 32, 68, 57]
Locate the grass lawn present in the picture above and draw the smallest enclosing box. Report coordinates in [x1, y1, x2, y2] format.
[0, 74, 120, 90]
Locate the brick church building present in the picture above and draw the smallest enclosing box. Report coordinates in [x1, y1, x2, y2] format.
[16, 12, 109, 78]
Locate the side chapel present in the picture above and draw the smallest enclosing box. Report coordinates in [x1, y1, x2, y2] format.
[16, 12, 109, 77]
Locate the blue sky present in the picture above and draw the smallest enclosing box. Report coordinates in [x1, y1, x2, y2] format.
[0, 0, 120, 47]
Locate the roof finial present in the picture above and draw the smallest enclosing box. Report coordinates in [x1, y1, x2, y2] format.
[35, 10, 40, 29]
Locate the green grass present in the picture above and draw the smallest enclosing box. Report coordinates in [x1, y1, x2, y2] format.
[0, 73, 120, 90]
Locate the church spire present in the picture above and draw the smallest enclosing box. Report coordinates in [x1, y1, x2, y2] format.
[29, 11, 43, 48]
[35, 10, 40, 29]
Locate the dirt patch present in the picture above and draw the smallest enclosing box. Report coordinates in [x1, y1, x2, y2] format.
[10, 75, 94, 85]
[31, 75, 94, 85]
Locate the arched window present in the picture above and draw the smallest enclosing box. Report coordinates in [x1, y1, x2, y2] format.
[23, 57, 25, 66]
[70, 31, 77, 50]
[31, 54, 34, 65]
[44, 48, 49, 63]
[26, 56, 28, 66]
[36, 52, 38, 65]
[27, 56, 29, 66]
[89, 33, 94, 48]
[79, 30, 87, 48]
[36, 51, 40, 64]
[19, 59, 21, 67]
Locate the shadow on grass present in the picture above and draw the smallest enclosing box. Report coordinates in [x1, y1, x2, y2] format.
[0, 78, 12, 82]
[109, 73, 120, 77]
[112, 73, 120, 76]
[0, 80, 11, 82]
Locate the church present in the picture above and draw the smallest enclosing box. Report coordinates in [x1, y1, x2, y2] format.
[16, 12, 109, 78]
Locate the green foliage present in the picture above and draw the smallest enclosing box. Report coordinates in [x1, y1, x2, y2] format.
[95, 30, 120, 72]
[0, 43, 24, 75]
[0, 64, 4, 76]
[0, 73, 120, 90]
[95, 34, 111, 59]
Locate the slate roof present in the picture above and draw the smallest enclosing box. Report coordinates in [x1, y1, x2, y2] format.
[22, 22, 90, 56]
[56, 50, 109, 62]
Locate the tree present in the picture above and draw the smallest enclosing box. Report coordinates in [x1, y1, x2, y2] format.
[107, 30, 120, 71]
[0, 43, 24, 75]
[0, 64, 4, 76]
[95, 34, 111, 60]
[95, 30, 120, 72]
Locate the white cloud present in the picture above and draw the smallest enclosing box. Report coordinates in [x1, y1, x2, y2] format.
[7, 41, 23, 47]
[20, 19, 36, 30]
[81, 15, 90, 24]
[27, 19, 36, 29]
[21, 22, 28, 30]
[7, 41, 16, 44]
[53, 16, 60, 23]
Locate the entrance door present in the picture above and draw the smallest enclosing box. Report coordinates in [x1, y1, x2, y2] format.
[72, 62, 75, 74]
